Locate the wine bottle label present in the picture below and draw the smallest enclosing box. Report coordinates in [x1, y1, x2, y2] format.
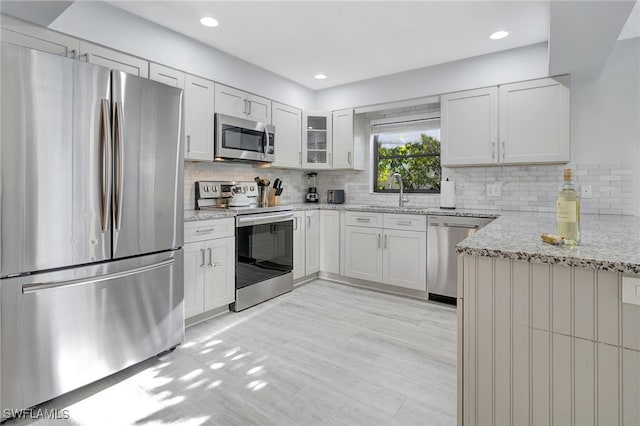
[557, 200, 577, 223]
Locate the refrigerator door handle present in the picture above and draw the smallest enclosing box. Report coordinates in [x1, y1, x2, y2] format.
[22, 258, 175, 294]
[114, 100, 125, 231]
[99, 98, 112, 232]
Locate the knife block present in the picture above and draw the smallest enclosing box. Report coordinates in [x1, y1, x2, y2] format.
[268, 188, 280, 206]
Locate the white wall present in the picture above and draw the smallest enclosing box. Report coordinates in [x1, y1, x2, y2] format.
[49, 1, 315, 109]
[315, 42, 549, 111]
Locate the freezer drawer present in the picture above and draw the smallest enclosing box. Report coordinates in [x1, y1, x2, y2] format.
[0, 250, 184, 414]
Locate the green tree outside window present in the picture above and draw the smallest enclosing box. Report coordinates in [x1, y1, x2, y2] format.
[374, 132, 441, 193]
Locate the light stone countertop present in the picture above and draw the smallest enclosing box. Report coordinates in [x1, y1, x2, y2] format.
[184, 203, 640, 274]
[456, 212, 640, 274]
[184, 209, 236, 222]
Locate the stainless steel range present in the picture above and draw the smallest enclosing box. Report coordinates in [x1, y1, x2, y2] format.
[196, 181, 294, 311]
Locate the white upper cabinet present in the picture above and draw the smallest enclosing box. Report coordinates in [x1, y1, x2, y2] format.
[1, 15, 79, 58]
[499, 77, 570, 164]
[214, 83, 271, 123]
[271, 102, 302, 168]
[332, 109, 355, 169]
[149, 63, 185, 89]
[184, 74, 215, 161]
[302, 110, 333, 170]
[441, 77, 571, 167]
[79, 41, 149, 78]
[441, 87, 498, 166]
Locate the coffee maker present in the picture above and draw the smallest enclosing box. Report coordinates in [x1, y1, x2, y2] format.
[305, 172, 319, 203]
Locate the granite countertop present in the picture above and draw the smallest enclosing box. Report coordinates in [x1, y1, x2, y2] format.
[184, 209, 236, 222]
[289, 202, 500, 218]
[456, 212, 640, 274]
[184, 203, 640, 274]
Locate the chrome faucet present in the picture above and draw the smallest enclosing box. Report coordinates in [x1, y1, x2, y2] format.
[388, 172, 409, 207]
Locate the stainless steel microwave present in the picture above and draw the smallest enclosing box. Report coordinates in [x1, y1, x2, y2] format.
[215, 113, 275, 163]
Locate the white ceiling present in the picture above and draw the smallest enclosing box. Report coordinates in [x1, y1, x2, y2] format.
[1, 1, 633, 89]
[108, 1, 552, 90]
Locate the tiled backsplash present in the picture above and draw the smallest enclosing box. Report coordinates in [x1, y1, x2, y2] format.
[317, 163, 636, 215]
[184, 161, 309, 210]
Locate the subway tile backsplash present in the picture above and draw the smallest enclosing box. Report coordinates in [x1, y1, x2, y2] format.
[184, 161, 309, 210]
[317, 163, 636, 215]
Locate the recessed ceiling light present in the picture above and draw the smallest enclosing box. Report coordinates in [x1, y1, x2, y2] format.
[314, 73, 327, 80]
[200, 17, 219, 28]
[489, 30, 509, 40]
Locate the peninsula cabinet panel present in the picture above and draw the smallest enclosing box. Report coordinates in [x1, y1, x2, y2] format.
[623, 348, 640, 426]
[597, 343, 620, 426]
[459, 255, 639, 426]
[622, 299, 640, 351]
[552, 333, 572, 426]
[475, 257, 494, 426]
[493, 259, 512, 426]
[574, 268, 595, 341]
[531, 262, 550, 331]
[597, 270, 620, 346]
[551, 265, 572, 335]
[511, 260, 531, 426]
[531, 329, 551, 426]
[574, 338, 596, 426]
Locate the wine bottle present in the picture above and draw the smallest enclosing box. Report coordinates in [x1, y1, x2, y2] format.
[556, 168, 581, 246]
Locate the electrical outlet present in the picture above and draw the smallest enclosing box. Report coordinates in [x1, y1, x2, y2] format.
[581, 185, 592, 199]
[487, 183, 502, 197]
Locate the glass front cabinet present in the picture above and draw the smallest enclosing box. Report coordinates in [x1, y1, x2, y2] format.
[302, 110, 333, 169]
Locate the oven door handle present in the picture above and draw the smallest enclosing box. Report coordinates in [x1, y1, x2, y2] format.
[236, 211, 295, 227]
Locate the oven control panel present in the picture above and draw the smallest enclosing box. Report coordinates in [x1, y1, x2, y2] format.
[196, 181, 259, 208]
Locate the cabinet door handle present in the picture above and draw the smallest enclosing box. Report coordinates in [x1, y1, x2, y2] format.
[293, 217, 298, 230]
[491, 142, 495, 160]
[79, 52, 91, 62]
[377, 234, 381, 248]
[328, 152, 332, 165]
[299, 151, 302, 164]
[307, 216, 311, 229]
[247, 101, 252, 115]
[187, 135, 191, 153]
[200, 249, 205, 267]
[348, 151, 352, 165]
[195, 228, 215, 233]
[384, 234, 388, 249]
[208, 248, 213, 266]
[502, 141, 506, 161]
[67, 49, 77, 59]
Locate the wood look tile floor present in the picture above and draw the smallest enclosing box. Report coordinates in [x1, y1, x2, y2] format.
[12, 280, 457, 426]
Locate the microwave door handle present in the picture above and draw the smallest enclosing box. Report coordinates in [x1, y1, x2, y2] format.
[264, 128, 269, 157]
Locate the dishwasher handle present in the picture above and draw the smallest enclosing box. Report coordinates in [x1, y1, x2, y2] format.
[429, 222, 479, 229]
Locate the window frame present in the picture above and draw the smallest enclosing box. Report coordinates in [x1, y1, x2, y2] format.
[371, 115, 442, 194]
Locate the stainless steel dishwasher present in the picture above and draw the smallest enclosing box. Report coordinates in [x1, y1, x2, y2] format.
[427, 215, 494, 304]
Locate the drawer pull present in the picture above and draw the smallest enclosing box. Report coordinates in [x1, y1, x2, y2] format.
[397, 220, 412, 226]
[356, 218, 371, 223]
[196, 228, 215, 233]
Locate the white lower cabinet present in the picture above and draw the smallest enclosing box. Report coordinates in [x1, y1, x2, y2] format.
[293, 210, 321, 279]
[305, 210, 320, 274]
[344, 226, 383, 282]
[320, 210, 340, 274]
[382, 228, 427, 290]
[184, 219, 235, 319]
[344, 212, 426, 291]
[293, 211, 306, 280]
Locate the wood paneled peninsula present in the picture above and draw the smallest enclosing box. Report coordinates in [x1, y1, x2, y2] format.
[456, 212, 640, 426]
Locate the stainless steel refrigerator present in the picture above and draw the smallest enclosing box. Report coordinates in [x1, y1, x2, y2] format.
[0, 42, 184, 414]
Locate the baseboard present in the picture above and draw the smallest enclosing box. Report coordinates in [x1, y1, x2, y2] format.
[293, 273, 319, 288]
[318, 272, 429, 301]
